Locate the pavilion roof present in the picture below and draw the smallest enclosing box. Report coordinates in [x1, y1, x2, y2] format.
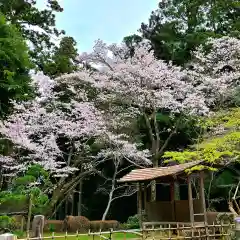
[118, 160, 203, 183]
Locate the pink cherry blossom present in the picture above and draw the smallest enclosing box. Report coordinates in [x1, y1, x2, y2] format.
[0, 36, 238, 177]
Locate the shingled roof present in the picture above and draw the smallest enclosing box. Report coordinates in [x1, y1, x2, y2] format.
[118, 160, 203, 183]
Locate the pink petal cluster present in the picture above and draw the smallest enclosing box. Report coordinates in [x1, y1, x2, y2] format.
[187, 36, 240, 105]
[96, 132, 152, 165]
[0, 73, 108, 176]
[76, 39, 210, 115]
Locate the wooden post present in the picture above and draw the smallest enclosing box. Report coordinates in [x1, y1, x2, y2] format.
[188, 176, 194, 224]
[20, 216, 24, 232]
[170, 181, 175, 221]
[170, 181, 175, 201]
[174, 181, 180, 200]
[144, 183, 147, 210]
[143, 183, 148, 222]
[151, 180, 156, 202]
[199, 171, 207, 223]
[138, 183, 143, 226]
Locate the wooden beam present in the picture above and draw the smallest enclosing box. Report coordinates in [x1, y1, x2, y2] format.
[143, 183, 148, 222]
[188, 176, 194, 223]
[199, 171, 207, 223]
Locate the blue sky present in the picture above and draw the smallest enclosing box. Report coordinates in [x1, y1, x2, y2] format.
[37, 0, 158, 53]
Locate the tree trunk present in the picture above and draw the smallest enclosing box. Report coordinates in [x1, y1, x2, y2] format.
[144, 111, 159, 202]
[78, 180, 82, 216]
[150, 150, 159, 202]
[228, 201, 238, 217]
[65, 199, 68, 216]
[145, 111, 178, 202]
[0, 168, 3, 191]
[45, 188, 61, 216]
[102, 189, 114, 221]
[71, 193, 74, 216]
[26, 194, 33, 236]
[102, 162, 118, 221]
[46, 169, 94, 217]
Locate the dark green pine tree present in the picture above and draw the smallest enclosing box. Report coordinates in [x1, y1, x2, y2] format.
[0, 0, 65, 70]
[43, 36, 79, 78]
[0, 13, 34, 118]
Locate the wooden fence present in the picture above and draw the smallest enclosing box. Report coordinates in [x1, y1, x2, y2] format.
[16, 222, 235, 240]
[142, 222, 234, 239]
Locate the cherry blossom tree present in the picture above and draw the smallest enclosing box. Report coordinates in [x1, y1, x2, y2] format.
[74, 37, 238, 201]
[95, 133, 151, 220]
[0, 73, 103, 175]
[0, 71, 151, 214]
[0, 36, 238, 212]
[55, 40, 209, 202]
[74, 37, 239, 166]
[163, 37, 240, 162]
[60, 39, 221, 169]
[162, 37, 240, 213]
[186, 36, 240, 108]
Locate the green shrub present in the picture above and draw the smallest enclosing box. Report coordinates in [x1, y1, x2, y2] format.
[125, 215, 140, 229]
[0, 215, 15, 230]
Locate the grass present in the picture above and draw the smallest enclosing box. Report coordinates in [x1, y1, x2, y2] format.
[18, 232, 139, 240]
[44, 232, 138, 240]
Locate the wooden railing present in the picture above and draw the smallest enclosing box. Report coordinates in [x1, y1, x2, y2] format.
[5, 222, 235, 240]
[142, 222, 234, 239]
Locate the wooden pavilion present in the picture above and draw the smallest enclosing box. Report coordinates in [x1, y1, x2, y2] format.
[118, 160, 208, 226]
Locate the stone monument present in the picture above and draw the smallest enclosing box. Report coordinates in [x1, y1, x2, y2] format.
[31, 215, 45, 239]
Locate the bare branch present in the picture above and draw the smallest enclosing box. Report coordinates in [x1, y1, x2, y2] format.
[152, 109, 160, 155]
[111, 187, 137, 202]
[233, 180, 240, 200]
[117, 164, 134, 175]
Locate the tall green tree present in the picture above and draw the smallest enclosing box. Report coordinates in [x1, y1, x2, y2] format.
[0, 13, 33, 118]
[43, 36, 79, 78]
[0, 0, 64, 69]
[125, 0, 240, 65]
